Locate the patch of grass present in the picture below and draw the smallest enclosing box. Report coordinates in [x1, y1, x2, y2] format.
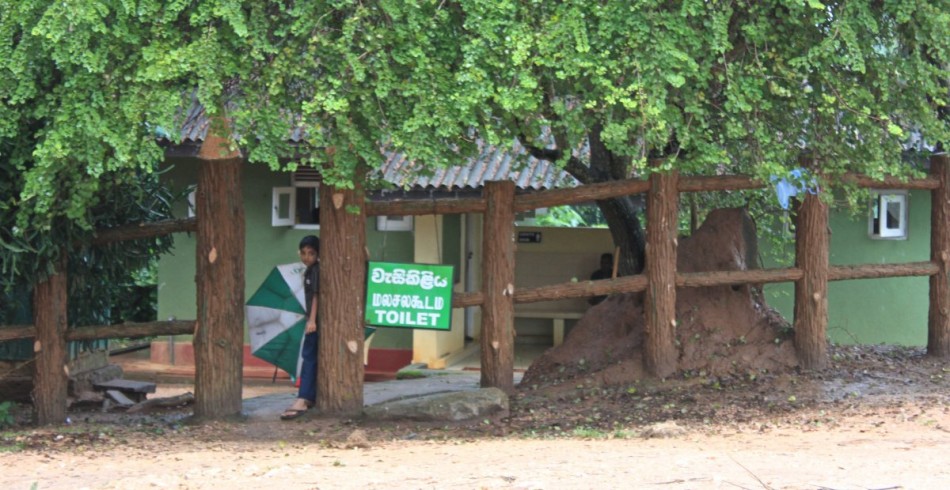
[396, 370, 428, 380]
[0, 441, 25, 453]
[0, 401, 15, 429]
[611, 429, 637, 439]
[570, 426, 608, 439]
[1, 429, 26, 453]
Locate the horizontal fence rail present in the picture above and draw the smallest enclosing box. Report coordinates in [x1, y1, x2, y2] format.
[840, 173, 940, 190]
[506, 261, 939, 306]
[0, 320, 196, 343]
[828, 262, 939, 281]
[91, 218, 198, 245]
[451, 291, 485, 308]
[368, 172, 940, 217]
[514, 275, 650, 304]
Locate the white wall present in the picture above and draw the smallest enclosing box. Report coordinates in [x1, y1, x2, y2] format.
[513, 226, 615, 341]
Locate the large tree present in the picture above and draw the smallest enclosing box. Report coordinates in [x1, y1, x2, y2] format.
[5, 1, 949, 415]
[455, 0, 950, 273]
[2, 0, 474, 417]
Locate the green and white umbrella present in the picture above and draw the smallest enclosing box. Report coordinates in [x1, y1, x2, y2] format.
[246, 262, 376, 381]
[246, 262, 309, 380]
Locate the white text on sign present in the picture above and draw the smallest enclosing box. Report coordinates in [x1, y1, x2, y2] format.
[370, 268, 449, 290]
[372, 310, 442, 327]
[370, 293, 445, 310]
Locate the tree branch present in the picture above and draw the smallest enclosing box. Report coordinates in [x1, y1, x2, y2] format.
[518, 134, 591, 185]
[518, 133, 561, 161]
[563, 155, 591, 185]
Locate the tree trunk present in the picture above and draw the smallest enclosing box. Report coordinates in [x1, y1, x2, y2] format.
[480, 181, 516, 392]
[644, 167, 679, 378]
[929, 154, 950, 357]
[573, 126, 642, 275]
[32, 261, 68, 425]
[793, 192, 829, 370]
[318, 174, 367, 415]
[193, 158, 245, 419]
[597, 196, 646, 275]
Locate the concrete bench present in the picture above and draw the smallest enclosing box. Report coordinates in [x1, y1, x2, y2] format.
[93, 378, 156, 403]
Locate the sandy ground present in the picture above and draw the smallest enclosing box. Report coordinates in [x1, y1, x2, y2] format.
[3, 414, 949, 490]
[3, 380, 949, 490]
[3, 344, 949, 490]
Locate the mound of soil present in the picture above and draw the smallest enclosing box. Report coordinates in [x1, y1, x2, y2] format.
[521, 207, 797, 389]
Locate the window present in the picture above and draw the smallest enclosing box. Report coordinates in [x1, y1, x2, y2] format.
[869, 190, 908, 240]
[376, 215, 413, 231]
[272, 167, 321, 228]
[514, 208, 547, 226]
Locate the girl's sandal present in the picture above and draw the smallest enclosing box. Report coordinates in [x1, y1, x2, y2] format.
[280, 408, 308, 420]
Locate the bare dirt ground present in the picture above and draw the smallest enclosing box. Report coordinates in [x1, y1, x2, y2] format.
[1, 344, 949, 490]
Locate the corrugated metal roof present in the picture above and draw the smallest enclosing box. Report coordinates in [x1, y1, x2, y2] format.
[175, 103, 578, 191]
[177, 100, 309, 143]
[178, 102, 210, 143]
[377, 139, 578, 191]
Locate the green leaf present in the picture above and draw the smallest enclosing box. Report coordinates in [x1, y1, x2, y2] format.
[665, 74, 687, 89]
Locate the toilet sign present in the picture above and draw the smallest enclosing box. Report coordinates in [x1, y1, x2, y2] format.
[365, 262, 454, 331]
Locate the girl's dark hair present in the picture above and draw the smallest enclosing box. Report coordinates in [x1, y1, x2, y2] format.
[299, 235, 320, 252]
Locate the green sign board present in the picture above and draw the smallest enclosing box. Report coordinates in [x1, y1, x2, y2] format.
[365, 262, 454, 331]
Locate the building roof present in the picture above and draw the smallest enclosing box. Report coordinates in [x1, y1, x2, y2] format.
[175, 104, 577, 191]
[377, 141, 578, 191]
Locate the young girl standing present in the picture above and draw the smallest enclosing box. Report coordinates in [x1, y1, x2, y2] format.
[281, 235, 320, 420]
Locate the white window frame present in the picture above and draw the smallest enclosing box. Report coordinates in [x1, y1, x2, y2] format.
[271, 186, 295, 226]
[376, 215, 413, 232]
[868, 190, 908, 240]
[187, 187, 197, 218]
[271, 167, 322, 228]
[292, 181, 320, 230]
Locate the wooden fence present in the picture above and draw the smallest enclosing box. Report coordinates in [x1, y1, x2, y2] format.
[366, 156, 950, 385]
[4, 155, 949, 421]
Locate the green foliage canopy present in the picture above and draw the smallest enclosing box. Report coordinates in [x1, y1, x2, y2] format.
[2, 1, 949, 282]
[2, 1, 474, 286]
[457, 0, 950, 183]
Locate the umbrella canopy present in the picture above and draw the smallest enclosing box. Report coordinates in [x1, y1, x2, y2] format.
[246, 263, 309, 380]
[246, 263, 378, 381]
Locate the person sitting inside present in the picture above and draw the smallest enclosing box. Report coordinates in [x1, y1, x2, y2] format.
[588, 252, 614, 306]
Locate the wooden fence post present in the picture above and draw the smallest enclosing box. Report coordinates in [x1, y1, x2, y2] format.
[644, 165, 679, 378]
[32, 257, 68, 425]
[318, 170, 367, 415]
[794, 191, 829, 369]
[481, 181, 516, 392]
[194, 157, 245, 419]
[929, 154, 950, 357]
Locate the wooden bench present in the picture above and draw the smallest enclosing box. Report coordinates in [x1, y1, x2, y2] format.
[514, 310, 584, 346]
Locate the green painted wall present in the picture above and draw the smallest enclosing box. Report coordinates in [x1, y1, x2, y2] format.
[159, 163, 935, 349]
[157, 161, 415, 350]
[763, 190, 932, 346]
